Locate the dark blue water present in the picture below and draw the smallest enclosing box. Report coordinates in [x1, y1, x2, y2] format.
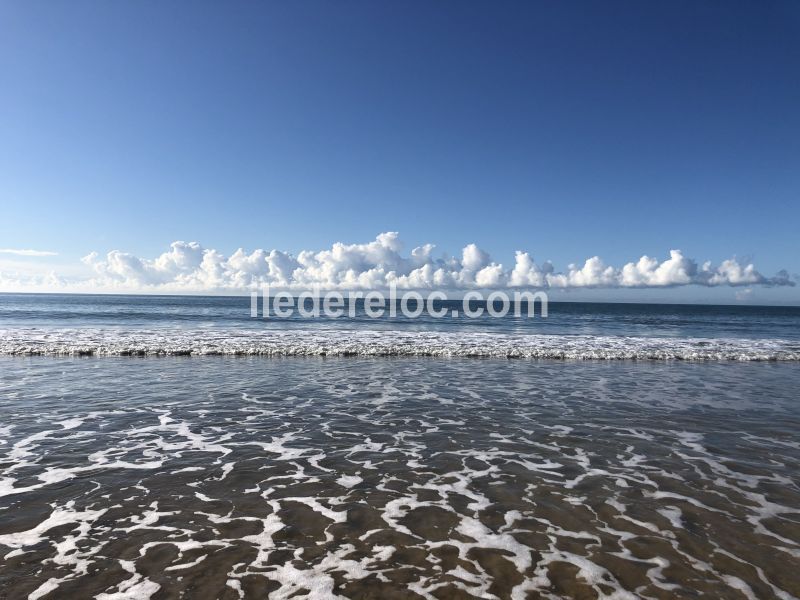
[2, 293, 799, 338]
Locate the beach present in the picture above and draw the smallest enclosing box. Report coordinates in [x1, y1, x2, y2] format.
[4, 1, 798, 596]
[0, 295, 799, 598]
[1, 355, 799, 599]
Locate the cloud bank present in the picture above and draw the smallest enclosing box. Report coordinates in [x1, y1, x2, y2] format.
[61, 233, 793, 292]
[0, 232, 793, 293]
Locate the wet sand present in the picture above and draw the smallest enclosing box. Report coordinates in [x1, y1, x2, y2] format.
[0, 358, 798, 599]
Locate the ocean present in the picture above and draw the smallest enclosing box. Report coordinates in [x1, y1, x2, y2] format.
[1, 293, 800, 359]
[0, 294, 799, 599]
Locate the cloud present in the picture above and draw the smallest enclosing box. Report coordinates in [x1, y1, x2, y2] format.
[58, 232, 792, 293]
[0, 248, 58, 257]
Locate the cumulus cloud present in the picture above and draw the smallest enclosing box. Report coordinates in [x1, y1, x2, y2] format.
[0, 248, 58, 257]
[62, 232, 794, 293]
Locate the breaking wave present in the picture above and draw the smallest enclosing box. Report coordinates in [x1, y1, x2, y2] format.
[1, 328, 798, 360]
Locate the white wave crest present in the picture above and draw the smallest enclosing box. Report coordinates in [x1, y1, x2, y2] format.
[0, 328, 797, 360]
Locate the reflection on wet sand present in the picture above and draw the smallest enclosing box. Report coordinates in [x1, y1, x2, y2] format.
[0, 358, 798, 599]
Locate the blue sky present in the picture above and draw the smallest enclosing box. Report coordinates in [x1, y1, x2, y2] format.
[1, 1, 798, 301]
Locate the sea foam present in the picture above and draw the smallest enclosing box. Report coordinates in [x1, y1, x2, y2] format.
[0, 327, 798, 360]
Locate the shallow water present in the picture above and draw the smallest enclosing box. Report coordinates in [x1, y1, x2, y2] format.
[1, 357, 798, 599]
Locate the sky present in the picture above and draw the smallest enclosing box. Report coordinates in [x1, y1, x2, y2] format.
[1, 1, 798, 302]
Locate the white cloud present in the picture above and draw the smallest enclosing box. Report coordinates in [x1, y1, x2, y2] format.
[0, 248, 58, 257]
[620, 250, 695, 286]
[1, 232, 795, 293]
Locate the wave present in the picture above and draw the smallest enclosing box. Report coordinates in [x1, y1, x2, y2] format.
[1, 327, 798, 360]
